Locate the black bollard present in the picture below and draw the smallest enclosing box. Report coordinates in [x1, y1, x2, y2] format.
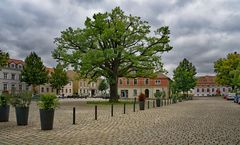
[95, 105, 97, 120]
[153, 101, 155, 108]
[111, 104, 113, 117]
[124, 103, 126, 114]
[148, 101, 150, 109]
[73, 107, 76, 125]
[133, 98, 136, 112]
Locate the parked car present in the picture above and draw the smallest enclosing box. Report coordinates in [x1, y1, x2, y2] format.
[234, 95, 240, 103]
[237, 95, 240, 104]
[226, 93, 236, 100]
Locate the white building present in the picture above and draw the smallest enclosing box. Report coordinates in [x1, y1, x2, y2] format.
[194, 76, 231, 96]
[0, 59, 29, 94]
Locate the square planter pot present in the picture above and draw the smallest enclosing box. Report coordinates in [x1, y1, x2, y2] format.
[0, 105, 10, 122]
[156, 99, 161, 107]
[15, 107, 29, 125]
[40, 109, 55, 130]
[139, 101, 145, 110]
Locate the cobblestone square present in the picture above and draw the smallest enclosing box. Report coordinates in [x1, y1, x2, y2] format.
[0, 97, 240, 145]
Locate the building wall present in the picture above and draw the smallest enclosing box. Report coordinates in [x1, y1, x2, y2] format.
[118, 75, 170, 99]
[78, 79, 100, 97]
[194, 86, 231, 96]
[36, 81, 73, 96]
[0, 62, 29, 94]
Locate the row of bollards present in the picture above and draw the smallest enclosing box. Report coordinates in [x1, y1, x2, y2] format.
[72, 98, 182, 123]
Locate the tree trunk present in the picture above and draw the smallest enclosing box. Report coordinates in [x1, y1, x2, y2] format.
[109, 76, 118, 103]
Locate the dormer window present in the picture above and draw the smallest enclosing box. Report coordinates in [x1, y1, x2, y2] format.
[18, 64, 22, 69]
[155, 80, 161, 85]
[11, 63, 15, 68]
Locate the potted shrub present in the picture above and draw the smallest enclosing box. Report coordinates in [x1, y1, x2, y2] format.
[138, 93, 146, 110]
[0, 92, 11, 122]
[11, 91, 32, 125]
[38, 93, 59, 130]
[154, 91, 162, 107]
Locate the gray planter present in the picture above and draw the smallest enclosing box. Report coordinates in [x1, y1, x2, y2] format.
[139, 101, 145, 110]
[40, 109, 55, 130]
[156, 99, 161, 107]
[15, 107, 29, 125]
[0, 105, 10, 122]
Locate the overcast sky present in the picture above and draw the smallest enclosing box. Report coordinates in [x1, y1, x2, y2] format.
[0, 0, 239, 77]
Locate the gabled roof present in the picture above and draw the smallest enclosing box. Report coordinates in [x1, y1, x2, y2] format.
[196, 75, 216, 86]
[8, 59, 24, 65]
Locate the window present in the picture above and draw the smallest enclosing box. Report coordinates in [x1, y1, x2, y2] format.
[127, 79, 130, 85]
[3, 84, 7, 91]
[69, 82, 72, 86]
[197, 88, 199, 92]
[11, 63, 15, 68]
[3, 73, 7, 79]
[119, 79, 123, 85]
[41, 87, 44, 93]
[223, 88, 225, 92]
[11, 74, 15, 80]
[155, 80, 161, 85]
[145, 79, 149, 85]
[212, 88, 214, 92]
[19, 84, 22, 91]
[134, 79, 137, 85]
[11, 84, 16, 92]
[18, 65, 22, 69]
[66, 89, 68, 93]
[46, 88, 49, 92]
[83, 89, 85, 93]
[202, 88, 204, 92]
[80, 89, 82, 93]
[133, 89, 137, 96]
[69, 89, 71, 93]
[207, 88, 209, 92]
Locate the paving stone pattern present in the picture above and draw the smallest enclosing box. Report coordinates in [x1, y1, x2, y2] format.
[0, 97, 240, 145]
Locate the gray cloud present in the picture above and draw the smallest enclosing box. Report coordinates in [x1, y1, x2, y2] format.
[0, 0, 239, 77]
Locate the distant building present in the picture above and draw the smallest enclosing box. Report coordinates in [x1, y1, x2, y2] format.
[118, 73, 170, 99]
[36, 67, 73, 96]
[0, 59, 30, 94]
[66, 70, 100, 97]
[194, 76, 231, 96]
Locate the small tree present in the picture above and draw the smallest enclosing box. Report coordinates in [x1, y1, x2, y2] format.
[49, 64, 68, 95]
[52, 7, 172, 102]
[0, 49, 9, 68]
[214, 52, 240, 92]
[173, 58, 197, 97]
[21, 52, 48, 94]
[98, 79, 108, 94]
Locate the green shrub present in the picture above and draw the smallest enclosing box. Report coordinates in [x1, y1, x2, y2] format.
[0, 93, 11, 107]
[11, 91, 32, 107]
[38, 94, 59, 110]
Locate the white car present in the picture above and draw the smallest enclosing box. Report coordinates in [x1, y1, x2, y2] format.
[226, 93, 236, 100]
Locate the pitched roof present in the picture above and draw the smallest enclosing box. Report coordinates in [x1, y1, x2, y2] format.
[8, 59, 24, 65]
[196, 75, 216, 86]
[46, 67, 54, 73]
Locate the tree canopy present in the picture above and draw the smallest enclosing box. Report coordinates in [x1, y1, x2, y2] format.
[21, 52, 48, 93]
[173, 58, 197, 95]
[0, 49, 9, 68]
[52, 7, 172, 102]
[49, 63, 68, 95]
[214, 52, 240, 92]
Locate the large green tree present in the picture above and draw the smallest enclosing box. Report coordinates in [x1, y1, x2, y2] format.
[21, 52, 48, 94]
[173, 58, 197, 96]
[52, 7, 172, 102]
[49, 64, 68, 95]
[0, 49, 9, 68]
[214, 52, 240, 92]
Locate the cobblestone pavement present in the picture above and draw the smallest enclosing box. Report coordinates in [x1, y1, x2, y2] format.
[0, 97, 240, 145]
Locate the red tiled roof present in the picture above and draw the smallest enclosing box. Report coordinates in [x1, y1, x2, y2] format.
[196, 76, 216, 86]
[46, 67, 54, 73]
[8, 59, 24, 65]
